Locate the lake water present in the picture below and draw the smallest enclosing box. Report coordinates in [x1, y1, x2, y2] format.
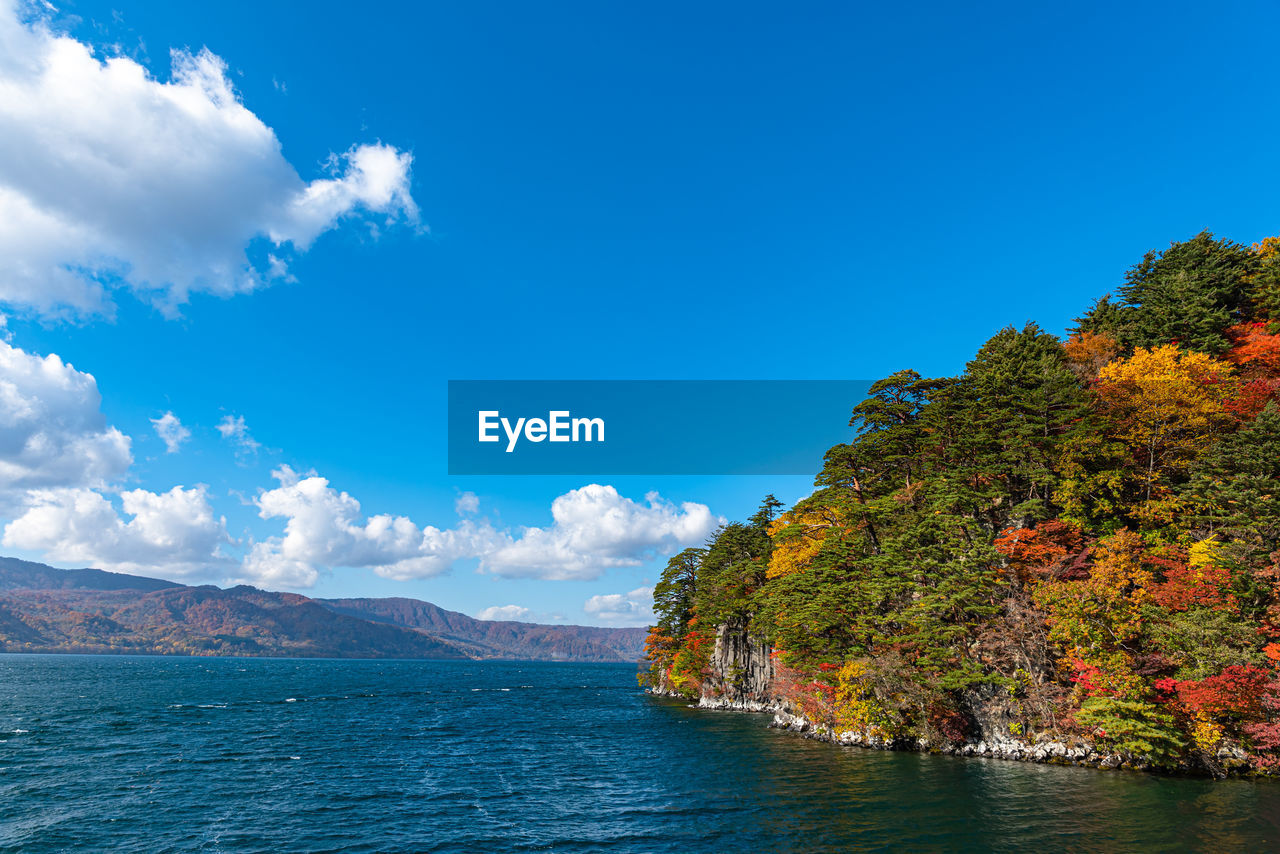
[1, 655, 1277, 852]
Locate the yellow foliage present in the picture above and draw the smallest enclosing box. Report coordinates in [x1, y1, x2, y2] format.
[1188, 536, 1223, 585]
[1089, 529, 1154, 604]
[1254, 236, 1280, 261]
[1096, 344, 1237, 515]
[1190, 710, 1223, 752]
[1034, 530, 1154, 701]
[767, 506, 842, 579]
[832, 660, 898, 737]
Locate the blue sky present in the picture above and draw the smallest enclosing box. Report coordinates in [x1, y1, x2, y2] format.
[1, 0, 1278, 624]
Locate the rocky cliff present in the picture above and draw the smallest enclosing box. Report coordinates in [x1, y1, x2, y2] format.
[653, 621, 1252, 777]
[696, 622, 776, 710]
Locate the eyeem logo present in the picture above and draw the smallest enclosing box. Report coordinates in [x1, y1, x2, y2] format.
[448, 380, 869, 474]
[478, 410, 605, 453]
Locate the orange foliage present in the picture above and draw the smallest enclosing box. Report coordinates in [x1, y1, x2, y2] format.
[1227, 322, 1280, 374]
[994, 520, 1085, 583]
[1064, 331, 1120, 379]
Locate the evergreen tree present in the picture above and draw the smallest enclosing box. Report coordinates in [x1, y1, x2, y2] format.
[652, 547, 705, 641]
[1112, 231, 1257, 355]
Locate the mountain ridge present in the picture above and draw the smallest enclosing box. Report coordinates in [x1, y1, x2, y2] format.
[0, 557, 645, 662]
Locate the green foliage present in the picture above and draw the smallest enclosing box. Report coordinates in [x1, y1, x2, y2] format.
[948, 323, 1091, 523]
[1252, 238, 1280, 332]
[693, 496, 781, 631]
[1142, 605, 1266, 682]
[644, 229, 1280, 771]
[1075, 696, 1187, 764]
[652, 548, 704, 641]
[1106, 231, 1257, 355]
[1182, 402, 1280, 555]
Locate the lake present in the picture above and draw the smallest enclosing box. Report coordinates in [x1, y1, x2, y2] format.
[1, 655, 1277, 852]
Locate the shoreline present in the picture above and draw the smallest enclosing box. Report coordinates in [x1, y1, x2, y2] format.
[649, 689, 1262, 779]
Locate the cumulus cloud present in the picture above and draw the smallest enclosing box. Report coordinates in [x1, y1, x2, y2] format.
[235, 473, 719, 589]
[0, 338, 131, 508]
[583, 587, 655, 626]
[0, 339, 229, 577]
[150, 411, 190, 454]
[0, 339, 719, 588]
[2, 484, 231, 578]
[216, 414, 260, 457]
[238, 466, 503, 587]
[481, 485, 721, 580]
[0, 2, 418, 318]
[475, 604, 533, 622]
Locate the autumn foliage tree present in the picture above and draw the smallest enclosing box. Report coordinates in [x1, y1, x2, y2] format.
[644, 229, 1280, 773]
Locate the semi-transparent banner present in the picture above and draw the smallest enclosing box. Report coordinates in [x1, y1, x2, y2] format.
[447, 380, 871, 475]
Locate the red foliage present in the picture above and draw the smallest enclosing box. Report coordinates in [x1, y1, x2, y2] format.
[772, 657, 837, 724]
[1225, 378, 1280, 419]
[1227, 322, 1280, 374]
[1148, 551, 1237, 613]
[927, 707, 971, 744]
[1068, 659, 1111, 697]
[1174, 666, 1271, 719]
[1242, 671, 1280, 770]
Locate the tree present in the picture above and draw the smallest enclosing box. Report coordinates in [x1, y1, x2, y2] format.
[1074, 696, 1186, 764]
[1251, 236, 1280, 332]
[949, 323, 1090, 523]
[1182, 402, 1280, 556]
[652, 547, 704, 640]
[1033, 530, 1153, 699]
[1111, 231, 1258, 355]
[694, 496, 780, 631]
[1092, 344, 1236, 520]
[1064, 331, 1121, 380]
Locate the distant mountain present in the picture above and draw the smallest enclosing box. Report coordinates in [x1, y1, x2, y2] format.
[0, 557, 646, 662]
[0, 556, 179, 593]
[322, 597, 646, 662]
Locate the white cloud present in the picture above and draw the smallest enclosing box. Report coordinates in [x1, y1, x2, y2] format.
[150, 411, 190, 454]
[216, 414, 260, 457]
[481, 484, 721, 580]
[2, 484, 231, 578]
[237, 472, 719, 589]
[475, 604, 533, 622]
[239, 466, 503, 587]
[239, 540, 320, 590]
[0, 337, 131, 507]
[583, 587, 655, 626]
[0, 2, 418, 318]
[0, 339, 720, 589]
[455, 491, 479, 515]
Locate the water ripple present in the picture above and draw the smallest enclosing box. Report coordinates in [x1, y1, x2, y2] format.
[0, 654, 1277, 852]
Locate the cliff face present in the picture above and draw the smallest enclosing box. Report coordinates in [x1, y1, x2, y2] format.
[697, 623, 776, 710]
[677, 622, 1253, 777]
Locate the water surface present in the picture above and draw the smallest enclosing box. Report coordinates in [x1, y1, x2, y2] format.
[1, 655, 1277, 852]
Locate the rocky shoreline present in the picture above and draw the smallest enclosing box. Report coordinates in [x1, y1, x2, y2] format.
[649, 689, 1257, 777]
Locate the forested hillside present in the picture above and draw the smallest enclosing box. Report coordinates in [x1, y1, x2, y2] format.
[0, 558, 646, 662]
[644, 231, 1280, 774]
